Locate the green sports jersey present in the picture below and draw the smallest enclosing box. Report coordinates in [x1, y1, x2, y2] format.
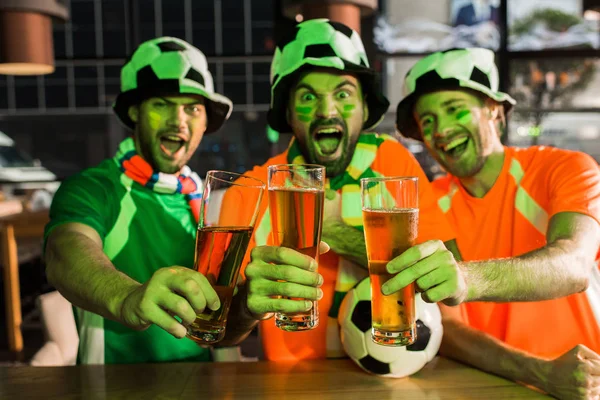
[44, 158, 210, 364]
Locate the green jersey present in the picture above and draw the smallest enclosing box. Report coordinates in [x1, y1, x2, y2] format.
[44, 159, 210, 364]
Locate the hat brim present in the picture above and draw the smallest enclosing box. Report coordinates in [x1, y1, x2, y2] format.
[396, 79, 516, 142]
[267, 62, 390, 133]
[113, 85, 233, 134]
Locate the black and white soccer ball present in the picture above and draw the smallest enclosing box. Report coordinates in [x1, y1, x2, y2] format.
[338, 277, 443, 378]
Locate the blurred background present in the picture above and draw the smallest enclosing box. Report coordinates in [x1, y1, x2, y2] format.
[0, 0, 598, 362]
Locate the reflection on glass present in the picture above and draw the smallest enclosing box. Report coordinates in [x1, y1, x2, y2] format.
[376, 0, 500, 53]
[508, 0, 600, 50]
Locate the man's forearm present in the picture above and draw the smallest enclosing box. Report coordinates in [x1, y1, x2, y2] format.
[440, 318, 549, 391]
[45, 230, 140, 323]
[463, 239, 592, 302]
[321, 221, 368, 268]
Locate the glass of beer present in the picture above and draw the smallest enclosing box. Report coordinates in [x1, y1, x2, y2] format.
[267, 164, 325, 331]
[361, 176, 418, 346]
[186, 170, 265, 344]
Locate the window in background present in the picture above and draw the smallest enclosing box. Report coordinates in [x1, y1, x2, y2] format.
[44, 67, 69, 109]
[103, 65, 121, 108]
[161, 0, 186, 40]
[508, 0, 599, 50]
[376, 0, 501, 53]
[74, 66, 99, 108]
[70, 0, 97, 58]
[102, 0, 128, 58]
[510, 58, 600, 110]
[14, 77, 39, 109]
[0, 76, 7, 110]
[509, 112, 600, 162]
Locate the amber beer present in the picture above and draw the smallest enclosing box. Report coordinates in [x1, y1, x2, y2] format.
[269, 187, 324, 331]
[361, 176, 418, 346]
[187, 226, 253, 344]
[185, 170, 264, 345]
[363, 208, 418, 345]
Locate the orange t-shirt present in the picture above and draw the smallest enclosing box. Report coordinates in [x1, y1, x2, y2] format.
[432, 146, 600, 358]
[223, 138, 455, 361]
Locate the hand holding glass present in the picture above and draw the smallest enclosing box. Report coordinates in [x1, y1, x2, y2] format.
[186, 170, 265, 344]
[361, 176, 418, 346]
[267, 164, 325, 331]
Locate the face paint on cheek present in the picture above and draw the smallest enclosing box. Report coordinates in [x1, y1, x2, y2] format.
[295, 106, 313, 123]
[341, 104, 355, 120]
[148, 111, 162, 130]
[456, 109, 473, 125]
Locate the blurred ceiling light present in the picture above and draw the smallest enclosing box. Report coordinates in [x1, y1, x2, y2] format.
[0, 0, 69, 75]
[583, 9, 600, 20]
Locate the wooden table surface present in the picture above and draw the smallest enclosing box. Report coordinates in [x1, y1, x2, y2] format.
[0, 357, 550, 399]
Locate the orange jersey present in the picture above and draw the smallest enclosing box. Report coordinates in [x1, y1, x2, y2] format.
[223, 138, 455, 361]
[433, 146, 600, 358]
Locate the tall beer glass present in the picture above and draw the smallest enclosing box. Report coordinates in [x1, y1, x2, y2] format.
[186, 171, 265, 344]
[361, 177, 418, 346]
[267, 164, 325, 331]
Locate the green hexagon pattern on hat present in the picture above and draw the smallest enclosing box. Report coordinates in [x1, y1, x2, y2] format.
[267, 19, 389, 133]
[396, 48, 516, 141]
[114, 37, 232, 134]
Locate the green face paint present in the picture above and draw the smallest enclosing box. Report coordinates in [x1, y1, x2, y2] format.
[456, 109, 472, 125]
[341, 104, 356, 120]
[295, 106, 313, 115]
[295, 106, 314, 122]
[148, 111, 162, 130]
[287, 70, 366, 178]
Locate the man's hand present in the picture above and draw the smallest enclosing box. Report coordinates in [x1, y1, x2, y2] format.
[119, 266, 221, 339]
[383, 240, 467, 306]
[541, 345, 600, 400]
[245, 244, 327, 316]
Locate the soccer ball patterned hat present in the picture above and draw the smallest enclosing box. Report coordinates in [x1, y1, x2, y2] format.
[268, 19, 390, 132]
[114, 37, 233, 134]
[396, 48, 516, 141]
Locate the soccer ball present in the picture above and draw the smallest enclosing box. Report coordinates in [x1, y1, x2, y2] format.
[120, 37, 213, 94]
[338, 277, 443, 378]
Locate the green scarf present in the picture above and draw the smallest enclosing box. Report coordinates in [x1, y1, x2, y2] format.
[254, 132, 396, 358]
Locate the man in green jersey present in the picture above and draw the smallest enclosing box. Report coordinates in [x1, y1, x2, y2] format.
[44, 37, 242, 364]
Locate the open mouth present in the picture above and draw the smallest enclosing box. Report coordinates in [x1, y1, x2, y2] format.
[439, 136, 469, 159]
[159, 134, 188, 157]
[313, 127, 343, 156]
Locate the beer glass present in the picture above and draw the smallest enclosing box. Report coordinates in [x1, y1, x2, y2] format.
[186, 170, 265, 344]
[361, 177, 418, 346]
[267, 164, 325, 331]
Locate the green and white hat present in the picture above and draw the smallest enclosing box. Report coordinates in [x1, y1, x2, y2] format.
[396, 48, 516, 141]
[268, 19, 389, 132]
[114, 37, 233, 134]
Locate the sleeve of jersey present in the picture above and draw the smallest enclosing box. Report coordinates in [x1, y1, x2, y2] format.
[44, 173, 110, 245]
[548, 151, 600, 226]
[377, 141, 456, 244]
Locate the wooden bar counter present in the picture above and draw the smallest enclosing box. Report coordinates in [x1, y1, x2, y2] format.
[0, 357, 550, 399]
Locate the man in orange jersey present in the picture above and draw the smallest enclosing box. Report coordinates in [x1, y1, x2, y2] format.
[393, 47, 600, 399]
[222, 19, 466, 361]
